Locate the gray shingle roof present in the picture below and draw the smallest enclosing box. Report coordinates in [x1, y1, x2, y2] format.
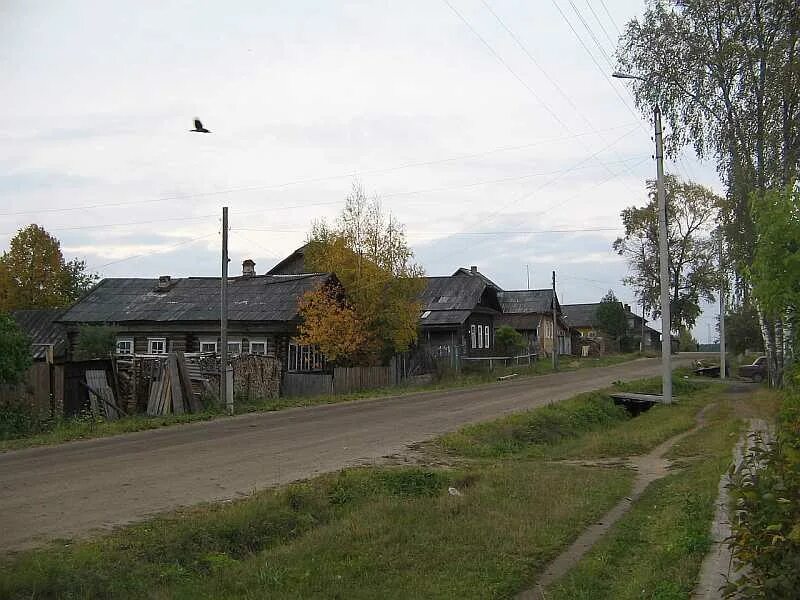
[57, 274, 332, 324]
[496, 313, 541, 331]
[498, 289, 557, 314]
[561, 303, 601, 328]
[10, 309, 66, 359]
[419, 276, 487, 311]
[451, 267, 501, 290]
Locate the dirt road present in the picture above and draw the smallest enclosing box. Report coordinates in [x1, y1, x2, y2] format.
[0, 357, 695, 552]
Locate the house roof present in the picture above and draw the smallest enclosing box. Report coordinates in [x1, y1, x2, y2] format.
[266, 244, 307, 275]
[418, 276, 500, 326]
[57, 273, 333, 324]
[561, 303, 601, 328]
[498, 289, 559, 314]
[451, 267, 502, 290]
[10, 309, 67, 359]
[496, 313, 540, 331]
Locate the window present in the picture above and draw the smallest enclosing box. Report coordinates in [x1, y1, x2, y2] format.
[484, 326, 490, 349]
[116, 337, 133, 355]
[249, 337, 275, 356]
[288, 342, 324, 371]
[227, 341, 241, 355]
[200, 338, 218, 353]
[148, 337, 166, 354]
[470, 325, 477, 348]
[420, 310, 431, 319]
[477, 324, 483, 349]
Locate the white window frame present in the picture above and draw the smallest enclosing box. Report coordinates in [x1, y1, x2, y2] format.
[287, 342, 324, 372]
[470, 324, 477, 349]
[484, 325, 490, 348]
[249, 339, 267, 355]
[477, 324, 484, 349]
[116, 337, 134, 355]
[199, 337, 218, 353]
[227, 341, 242, 355]
[147, 337, 167, 354]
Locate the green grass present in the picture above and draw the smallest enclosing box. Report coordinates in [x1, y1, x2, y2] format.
[437, 375, 720, 460]
[544, 391, 780, 600]
[0, 370, 743, 600]
[0, 353, 642, 452]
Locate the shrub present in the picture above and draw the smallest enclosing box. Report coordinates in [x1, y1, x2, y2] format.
[0, 313, 31, 384]
[727, 368, 800, 598]
[74, 324, 118, 360]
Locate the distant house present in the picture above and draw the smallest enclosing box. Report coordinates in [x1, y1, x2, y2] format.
[418, 275, 502, 358]
[266, 245, 308, 275]
[496, 289, 570, 356]
[57, 260, 337, 373]
[10, 309, 67, 362]
[562, 302, 660, 351]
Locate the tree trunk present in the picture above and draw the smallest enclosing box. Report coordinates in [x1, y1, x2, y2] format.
[757, 307, 780, 387]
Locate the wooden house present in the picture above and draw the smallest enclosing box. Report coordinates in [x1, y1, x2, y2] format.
[418, 275, 502, 358]
[562, 302, 661, 352]
[496, 289, 570, 356]
[57, 261, 337, 373]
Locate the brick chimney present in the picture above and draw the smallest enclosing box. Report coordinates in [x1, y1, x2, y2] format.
[470, 265, 478, 274]
[242, 259, 256, 278]
[157, 275, 171, 290]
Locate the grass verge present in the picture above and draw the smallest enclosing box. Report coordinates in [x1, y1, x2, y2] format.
[544, 388, 780, 600]
[0, 353, 641, 452]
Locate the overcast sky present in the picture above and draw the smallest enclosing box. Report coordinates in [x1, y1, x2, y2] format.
[1, 1, 724, 341]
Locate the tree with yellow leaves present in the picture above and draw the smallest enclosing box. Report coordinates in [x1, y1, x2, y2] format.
[299, 182, 424, 365]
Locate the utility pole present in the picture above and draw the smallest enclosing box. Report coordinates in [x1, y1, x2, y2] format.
[654, 105, 673, 403]
[526, 264, 530, 290]
[613, 71, 673, 404]
[552, 270, 558, 371]
[220, 206, 232, 415]
[719, 238, 726, 380]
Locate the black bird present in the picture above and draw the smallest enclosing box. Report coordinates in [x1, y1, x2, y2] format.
[190, 118, 211, 133]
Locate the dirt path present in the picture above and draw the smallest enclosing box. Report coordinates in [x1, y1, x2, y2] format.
[0, 357, 697, 553]
[692, 418, 771, 599]
[517, 402, 716, 600]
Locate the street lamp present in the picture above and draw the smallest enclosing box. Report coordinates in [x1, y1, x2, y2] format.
[613, 71, 672, 404]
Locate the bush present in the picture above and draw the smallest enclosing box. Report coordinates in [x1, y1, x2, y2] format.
[0, 313, 31, 384]
[727, 367, 800, 598]
[0, 397, 49, 440]
[74, 324, 118, 359]
[494, 325, 525, 357]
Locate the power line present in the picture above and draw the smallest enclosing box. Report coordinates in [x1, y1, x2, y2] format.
[584, 0, 616, 49]
[87, 230, 218, 271]
[444, 0, 640, 194]
[232, 225, 620, 236]
[597, 0, 622, 36]
[0, 124, 636, 219]
[566, 0, 615, 68]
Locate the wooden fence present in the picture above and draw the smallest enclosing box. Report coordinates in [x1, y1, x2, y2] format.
[332, 366, 395, 394]
[282, 364, 397, 398]
[0, 363, 52, 417]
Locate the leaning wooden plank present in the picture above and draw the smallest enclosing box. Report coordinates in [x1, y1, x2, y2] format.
[80, 381, 125, 419]
[159, 367, 172, 415]
[86, 370, 121, 420]
[168, 354, 184, 415]
[176, 352, 201, 413]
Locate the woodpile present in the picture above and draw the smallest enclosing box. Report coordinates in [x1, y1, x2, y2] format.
[146, 352, 204, 416]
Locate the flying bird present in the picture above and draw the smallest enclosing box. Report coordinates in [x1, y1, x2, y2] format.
[190, 118, 211, 133]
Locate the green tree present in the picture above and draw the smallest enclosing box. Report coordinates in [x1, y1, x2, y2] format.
[749, 187, 800, 381]
[73, 325, 118, 360]
[725, 304, 765, 356]
[613, 175, 721, 332]
[678, 327, 699, 353]
[0, 224, 99, 312]
[304, 182, 425, 365]
[618, 0, 800, 384]
[494, 325, 525, 357]
[0, 313, 31, 384]
[595, 290, 628, 347]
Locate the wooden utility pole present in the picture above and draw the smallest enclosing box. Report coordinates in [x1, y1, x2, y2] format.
[719, 238, 726, 380]
[552, 270, 558, 370]
[220, 206, 232, 415]
[526, 264, 530, 290]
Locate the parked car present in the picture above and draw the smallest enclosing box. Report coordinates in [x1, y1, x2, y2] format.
[738, 356, 768, 382]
